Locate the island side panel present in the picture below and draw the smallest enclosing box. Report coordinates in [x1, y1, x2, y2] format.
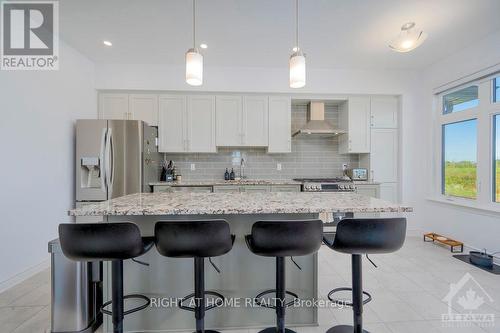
[103, 213, 319, 332]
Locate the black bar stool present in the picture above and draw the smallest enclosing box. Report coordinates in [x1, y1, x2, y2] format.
[154, 220, 234, 333]
[59, 222, 153, 333]
[245, 220, 323, 333]
[323, 218, 407, 333]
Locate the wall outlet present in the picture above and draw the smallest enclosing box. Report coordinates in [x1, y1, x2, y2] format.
[190, 163, 196, 171]
[277, 163, 282, 171]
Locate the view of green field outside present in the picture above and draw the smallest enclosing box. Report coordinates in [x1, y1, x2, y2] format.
[444, 161, 477, 198]
[496, 160, 500, 202]
[443, 119, 477, 199]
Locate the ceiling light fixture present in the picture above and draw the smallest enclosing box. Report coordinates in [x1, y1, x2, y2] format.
[289, 0, 305, 88]
[186, 0, 203, 86]
[103, 40, 112, 47]
[388, 22, 427, 53]
[199, 43, 208, 49]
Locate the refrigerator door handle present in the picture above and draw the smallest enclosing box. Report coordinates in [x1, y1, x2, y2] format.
[105, 128, 115, 198]
[105, 128, 113, 196]
[99, 128, 107, 193]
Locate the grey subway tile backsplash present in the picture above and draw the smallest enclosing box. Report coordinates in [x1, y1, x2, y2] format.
[162, 104, 358, 181]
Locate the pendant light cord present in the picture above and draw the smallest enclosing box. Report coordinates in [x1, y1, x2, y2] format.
[295, 0, 299, 50]
[192, 0, 196, 49]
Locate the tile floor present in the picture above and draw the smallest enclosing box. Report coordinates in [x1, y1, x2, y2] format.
[1, 236, 499, 332]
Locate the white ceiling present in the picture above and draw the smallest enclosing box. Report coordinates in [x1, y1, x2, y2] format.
[59, 0, 500, 70]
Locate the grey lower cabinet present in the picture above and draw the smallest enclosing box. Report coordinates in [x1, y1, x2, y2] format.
[213, 184, 300, 193]
[153, 185, 213, 193]
[355, 184, 380, 198]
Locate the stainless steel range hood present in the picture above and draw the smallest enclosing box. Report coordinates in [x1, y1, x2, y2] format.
[292, 101, 346, 137]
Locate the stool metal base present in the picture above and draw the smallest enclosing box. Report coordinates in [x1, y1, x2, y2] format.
[326, 325, 370, 333]
[257, 327, 297, 333]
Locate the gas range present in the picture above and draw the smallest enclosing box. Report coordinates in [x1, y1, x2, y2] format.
[293, 178, 356, 192]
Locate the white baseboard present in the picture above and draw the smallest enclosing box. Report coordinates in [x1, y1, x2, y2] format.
[0, 259, 50, 293]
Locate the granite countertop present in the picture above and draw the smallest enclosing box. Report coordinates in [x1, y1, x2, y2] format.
[69, 192, 412, 216]
[353, 181, 382, 185]
[149, 180, 302, 186]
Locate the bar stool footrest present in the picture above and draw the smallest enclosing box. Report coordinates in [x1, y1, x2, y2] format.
[327, 287, 372, 307]
[101, 294, 150, 316]
[254, 289, 299, 309]
[326, 325, 370, 333]
[258, 328, 297, 333]
[178, 291, 225, 312]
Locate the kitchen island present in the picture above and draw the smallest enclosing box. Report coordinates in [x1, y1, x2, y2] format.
[69, 192, 411, 333]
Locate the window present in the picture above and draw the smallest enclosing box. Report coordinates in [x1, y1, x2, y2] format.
[442, 85, 479, 114]
[494, 78, 500, 103]
[442, 120, 477, 199]
[436, 74, 500, 210]
[495, 115, 499, 202]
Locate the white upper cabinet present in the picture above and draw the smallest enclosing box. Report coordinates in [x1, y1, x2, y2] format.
[159, 95, 216, 153]
[243, 96, 269, 146]
[370, 128, 398, 182]
[129, 94, 158, 126]
[216, 95, 269, 147]
[370, 96, 398, 128]
[339, 96, 371, 154]
[99, 93, 129, 120]
[158, 95, 186, 153]
[187, 95, 216, 153]
[268, 96, 292, 153]
[216, 96, 243, 146]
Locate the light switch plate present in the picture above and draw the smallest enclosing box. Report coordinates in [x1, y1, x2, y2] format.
[190, 163, 196, 171]
[277, 163, 282, 171]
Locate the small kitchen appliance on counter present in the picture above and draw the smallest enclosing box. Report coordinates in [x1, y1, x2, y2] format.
[345, 168, 368, 181]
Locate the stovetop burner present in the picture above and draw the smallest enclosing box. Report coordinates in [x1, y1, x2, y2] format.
[293, 177, 355, 192]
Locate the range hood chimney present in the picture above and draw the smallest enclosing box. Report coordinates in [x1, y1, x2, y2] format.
[292, 101, 346, 137]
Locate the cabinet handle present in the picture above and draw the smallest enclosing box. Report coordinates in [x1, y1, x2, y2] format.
[371, 170, 374, 181]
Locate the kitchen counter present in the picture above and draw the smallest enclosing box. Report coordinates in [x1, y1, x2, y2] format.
[148, 179, 302, 186]
[74, 192, 411, 332]
[69, 191, 412, 216]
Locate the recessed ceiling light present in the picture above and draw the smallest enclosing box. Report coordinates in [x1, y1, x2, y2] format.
[103, 40, 112, 47]
[199, 43, 208, 49]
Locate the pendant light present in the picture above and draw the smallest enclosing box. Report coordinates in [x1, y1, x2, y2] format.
[388, 22, 427, 53]
[289, 0, 305, 88]
[186, 0, 203, 86]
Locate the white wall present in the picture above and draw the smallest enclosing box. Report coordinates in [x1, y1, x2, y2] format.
[0, 41, 96, 287]
[418, 30, 500, 251]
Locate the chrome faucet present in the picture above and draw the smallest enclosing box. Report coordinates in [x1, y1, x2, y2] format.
[240, 157, 246, 179]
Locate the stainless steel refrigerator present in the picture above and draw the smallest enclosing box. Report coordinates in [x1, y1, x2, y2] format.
[76, 119, 159, 211]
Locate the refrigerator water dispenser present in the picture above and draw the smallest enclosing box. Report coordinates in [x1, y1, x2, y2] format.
[80, 157, 101, 188]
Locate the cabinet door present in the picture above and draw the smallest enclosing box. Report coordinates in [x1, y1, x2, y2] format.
[243, 96, 269, 146]
[240, 185, 270, 193]
[268, 96, 291, 153]
[379, 183, 398, 202]
[158, 95, 187, 152]
[356, 185, 380, 198]
[370, 128, 398, 182]
[216, 96, 243, 146]
[348, 96, 371, 153]
[187, 95, 216, 152]
[371, 96, 398, 128]
[99, 93, 129, 120]
[213, 186, 241, 193]
[271, 185, 301, 192]
[129, 94, 158, 126]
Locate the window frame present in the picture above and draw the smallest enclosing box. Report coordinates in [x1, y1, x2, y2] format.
[431, 76, 500, 212]
[493, 113, 499, 203]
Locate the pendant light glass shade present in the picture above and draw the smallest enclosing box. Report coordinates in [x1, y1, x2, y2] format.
[186, 48, 203, 86]
[388, 22, 427, 53]
[289, 50, 306, 88]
